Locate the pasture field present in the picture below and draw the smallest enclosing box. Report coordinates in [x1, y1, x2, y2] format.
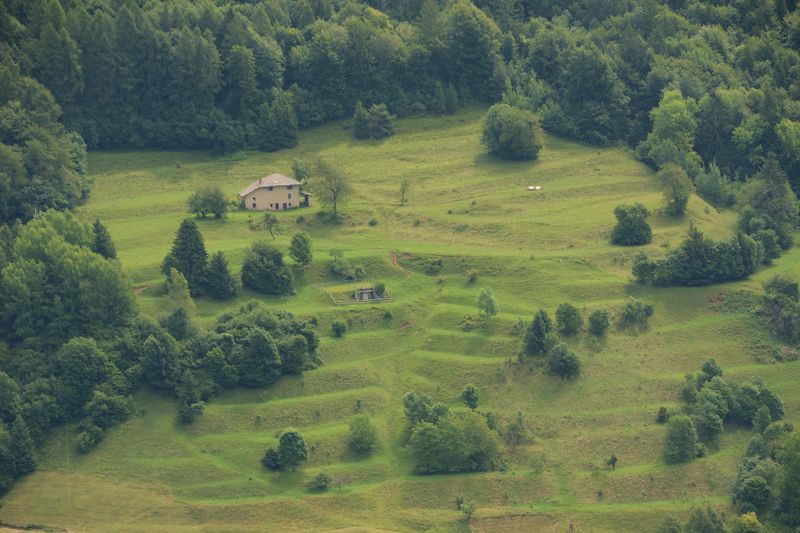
[1, 108, 798, 532]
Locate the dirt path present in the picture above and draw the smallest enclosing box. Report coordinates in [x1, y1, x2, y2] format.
[390, 252, 410, 276]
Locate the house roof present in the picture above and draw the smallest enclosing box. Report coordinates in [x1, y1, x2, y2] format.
[239, 174, 301, 197]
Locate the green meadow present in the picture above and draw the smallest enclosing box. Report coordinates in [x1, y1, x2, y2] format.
[1, 108, 798, 532]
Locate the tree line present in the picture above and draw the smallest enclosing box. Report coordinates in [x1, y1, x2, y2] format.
[2, 0, 799, 192]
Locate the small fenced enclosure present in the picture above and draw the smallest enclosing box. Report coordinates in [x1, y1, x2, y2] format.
[317, 281, 392, 305]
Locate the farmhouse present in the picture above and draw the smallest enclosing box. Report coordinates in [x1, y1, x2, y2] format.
[239, 173, 312, 211]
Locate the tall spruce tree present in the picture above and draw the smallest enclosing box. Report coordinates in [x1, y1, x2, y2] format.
[523, 310, 553, 356]
[161, 219, 208, 296]
[206, 251, 237, 300]
[91, 219, 116, 259]
[352, 102, 370, 139]
[367, 103, 394, 139]
[9, 416, 36, 476]
[289, 231, 312, 267]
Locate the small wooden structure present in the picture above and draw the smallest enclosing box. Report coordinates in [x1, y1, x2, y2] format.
[355, 287, 380, 301]
[320, 282, 392, 305]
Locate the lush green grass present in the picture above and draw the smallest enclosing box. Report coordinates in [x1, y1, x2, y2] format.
[1, 108, 798, 532]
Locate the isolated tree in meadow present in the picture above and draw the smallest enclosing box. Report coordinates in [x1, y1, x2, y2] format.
[611, 204, 652, 245]
[352, 101, 370, 139]
[348, 414, 378, 455]
[523, 310, 553, 356]
[588, 309, 610, 336]
[205, 251, 237, 300]
[547, 344, 581, 379]
[240, 242, 293, 296]
[264, 212, 278, 239]
[315, 159, 352, 216]
[91, 219, 116, 259]
[331, 319, 348, 337]
[368, 103, 395, 139]
[261, 447, 281, 470]
[291, 158, 311, 184]
[289, 231, 312, 267]
[462, 501, 476, 523]
[505, 411, 530, 447]
[482, 103, 542, 160]
[161, 219, 208, 296]
[307, 472, 332, 491]
[477, 288, 498, 318]
[188, 186, 227, 218]
[399, 177, 410, 206]
[664, 415, 698, 464]
[461, 384, 478, 410]
[658, 164, 694, 217]
[606, 454, 618, 470]
[278, 429, 308, 471]
[555, 303, 582, 335]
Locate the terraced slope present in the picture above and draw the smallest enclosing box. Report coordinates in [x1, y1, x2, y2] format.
[1, 109, 797, 532]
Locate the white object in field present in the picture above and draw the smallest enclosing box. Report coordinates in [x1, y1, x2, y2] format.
[527, 185, 542, 191]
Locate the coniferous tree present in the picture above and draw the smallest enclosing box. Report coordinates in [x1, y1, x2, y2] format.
[206, 251, 237, 300]
[240, 242, 293, 295]
[352, 102, 370, 139]
[166, 268, 194, 313]
[91, 219, 116, 259]
[238, 327, 282, 386]
[0, 372, 20, 425]
[523, 310, 552, 356]
[9, 416, 36, 476]
[367, 103, 394, 139]
[161, 219, 208, 296]
[289, 232, 312, 267]
[461, 384, 478, 410]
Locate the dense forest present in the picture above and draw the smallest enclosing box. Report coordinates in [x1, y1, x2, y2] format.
[2, 0, 800, 526]
[1, 0, 799, 180]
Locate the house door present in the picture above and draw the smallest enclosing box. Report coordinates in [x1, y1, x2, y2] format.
[282, 203, 287, 209]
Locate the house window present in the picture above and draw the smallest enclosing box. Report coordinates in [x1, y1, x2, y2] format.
[288, 193, 292, 199]
[287, 185, 293, 190]
[282, 203, 287, 209]
[267, 186, 273, 191]
[252, 202, 256, 208]
[269, 203, 273, 208]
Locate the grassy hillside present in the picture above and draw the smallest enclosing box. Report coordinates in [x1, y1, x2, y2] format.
[1, 108, 797, 532]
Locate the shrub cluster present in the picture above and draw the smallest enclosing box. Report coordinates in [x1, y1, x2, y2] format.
[664, 360, 784, 465]
[633, 226, 762, 287]
[403, 391, 500, 474]
[610, 203, 652, 246]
